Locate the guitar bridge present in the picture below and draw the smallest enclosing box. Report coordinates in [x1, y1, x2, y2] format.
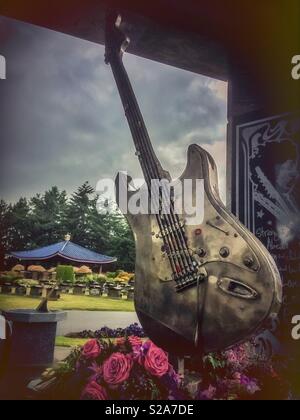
[175, 272, 206, 292]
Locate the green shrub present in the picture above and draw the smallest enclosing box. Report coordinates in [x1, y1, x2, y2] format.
[56, 265, 75, 283]
[75, 276, 89, 285]
[0, 274, 19, 285]
[106, 272, 117, 279]
[97, 274, 109, 284]
[16, 279, 39, 287]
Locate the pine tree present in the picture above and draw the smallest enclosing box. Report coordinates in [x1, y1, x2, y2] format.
[0, 199, 11, 268]
[30, 186, 68, 247]
[64, 182, 99, 248]
[106, 209, 135, 271]
[9, 197, 32, 251]
[0, 183, 136, 271]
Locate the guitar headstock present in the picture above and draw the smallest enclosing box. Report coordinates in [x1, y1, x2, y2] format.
[105, 11, 130, 64]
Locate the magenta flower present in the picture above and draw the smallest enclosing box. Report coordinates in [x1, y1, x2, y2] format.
[80, 381, 107, 400]
[200, 385, 217, 400]
[82, 339, 101, 360]
[128, 335, 143, 348]
[103, 352, 133, 385]
[143, 341, 169, 378]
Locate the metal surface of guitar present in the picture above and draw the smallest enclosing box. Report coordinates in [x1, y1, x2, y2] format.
[105, 13, 282, 355]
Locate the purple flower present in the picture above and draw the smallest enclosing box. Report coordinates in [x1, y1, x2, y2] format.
[168, 364, 181, 386]
[232, 372, 260, 395]
[88, 362, 103, 382]
[199, 385, 217, 400]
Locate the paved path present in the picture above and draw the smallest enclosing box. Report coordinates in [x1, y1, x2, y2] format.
[54, 347, 71, 362]
[56, 310, 140, 336]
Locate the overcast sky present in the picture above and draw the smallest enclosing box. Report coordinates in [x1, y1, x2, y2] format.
[0, 16, 227, 204]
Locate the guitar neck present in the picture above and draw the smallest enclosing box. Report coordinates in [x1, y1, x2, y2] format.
[109, 53, 167, 182]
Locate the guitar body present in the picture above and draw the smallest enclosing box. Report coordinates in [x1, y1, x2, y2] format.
[106, 13, 282, 355]
[117, 144, 282, 354]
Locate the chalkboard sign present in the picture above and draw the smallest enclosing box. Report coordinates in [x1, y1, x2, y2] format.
[231, 112, 300, 355]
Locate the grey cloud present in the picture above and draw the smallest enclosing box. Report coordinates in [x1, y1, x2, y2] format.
[0, 16, 227, 203]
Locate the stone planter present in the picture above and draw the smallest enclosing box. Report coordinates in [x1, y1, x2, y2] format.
[60, 283, 71, 294]
[89, 286, 102, 296]
[48, 287, 61, 301]
[3, 309, 67, 367]
[73, 284, 86, 295]
[108, 287, 122, 299]
[120, 288, 128, 299]
[15, 286, 26, 296]
[127, 289, 135, 301]
[0, 309, 67, 399]
[1, 283, 13, 294]
[30, 285, 43, 297]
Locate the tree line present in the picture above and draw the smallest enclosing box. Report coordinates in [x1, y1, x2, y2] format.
[0, 182, 135, 271]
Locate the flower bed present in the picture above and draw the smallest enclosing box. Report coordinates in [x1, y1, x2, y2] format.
[196, 344, 290, 400]
[35, 337, 182, 400]
[33, 337, 291, 400]
[65, 323, 145, 339]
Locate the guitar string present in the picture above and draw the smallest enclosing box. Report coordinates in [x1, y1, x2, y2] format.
[117, 56, 196, 279]
[112, 58, 195, 272]
[109, 57, 183, 278]
[112, 57, 192, 277]
[112, 56, 196, 280]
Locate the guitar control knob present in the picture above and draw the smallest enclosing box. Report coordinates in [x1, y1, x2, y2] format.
[244, 256, 256, 269]
[197, 248, 206, 257]
[220, 247, 230, 258]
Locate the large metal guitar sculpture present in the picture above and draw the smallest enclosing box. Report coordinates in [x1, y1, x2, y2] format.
[105, 13, 282, 355]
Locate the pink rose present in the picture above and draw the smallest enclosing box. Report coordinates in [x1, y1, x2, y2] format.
[81, 381, 107, 400]
[82, 339, 101, 359]
[226, 350, 238, 363]
[128, 336, 142, 348]
[232, 372, 242, 381]
[103, 352, 132, 385]
[143, 340, 169, 377]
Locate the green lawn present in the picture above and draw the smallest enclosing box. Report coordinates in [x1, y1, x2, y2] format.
[0, 294, 135, 312]
[55, 336, 89, 347]
[55, 336, 147, 348]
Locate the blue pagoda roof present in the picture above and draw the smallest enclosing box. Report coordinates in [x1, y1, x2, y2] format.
[10, 241, 117, 265]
